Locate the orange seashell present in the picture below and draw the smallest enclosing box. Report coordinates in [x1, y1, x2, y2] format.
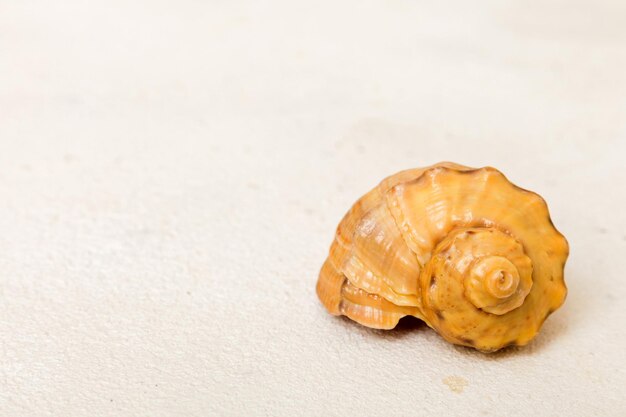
[316, 163, 568, 352]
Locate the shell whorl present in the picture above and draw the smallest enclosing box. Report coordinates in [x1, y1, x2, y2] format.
[316, 163, 568, 352]
[429, 227, 533, 316]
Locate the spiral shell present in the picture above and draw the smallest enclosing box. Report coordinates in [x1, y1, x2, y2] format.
[316, 163, 568, 352]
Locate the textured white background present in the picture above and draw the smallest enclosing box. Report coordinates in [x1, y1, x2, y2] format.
[1, 1, 625, 416]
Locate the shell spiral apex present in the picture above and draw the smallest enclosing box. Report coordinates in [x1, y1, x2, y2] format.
[316, 162, 568, 352]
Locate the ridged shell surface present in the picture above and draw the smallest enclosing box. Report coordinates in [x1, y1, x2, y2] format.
[316, 162, 568, 352]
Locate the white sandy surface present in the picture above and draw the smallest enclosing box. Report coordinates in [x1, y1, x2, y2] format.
[1, 1, 625, 416]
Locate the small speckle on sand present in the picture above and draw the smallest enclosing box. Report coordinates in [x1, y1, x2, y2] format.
[443, 375, 468, 393]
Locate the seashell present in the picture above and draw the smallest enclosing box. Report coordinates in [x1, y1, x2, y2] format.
[316, 162, 568, 352]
